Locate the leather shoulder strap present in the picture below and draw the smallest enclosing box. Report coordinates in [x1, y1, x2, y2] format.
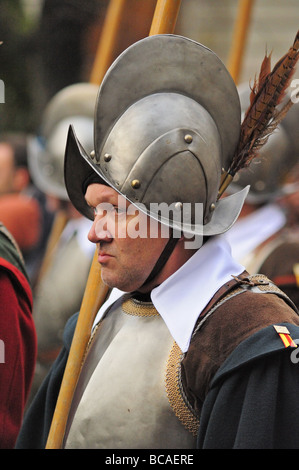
[193, 272, 298, 340]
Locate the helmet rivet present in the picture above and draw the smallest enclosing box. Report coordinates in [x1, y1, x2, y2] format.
[90, 150, 95, 159]
[210, 203, 216, 212]
[104, 153, 112, 162]
[184, 134, 193, 144]
[174, 202, 183, 211]
[255, 180, 266, 191]
[131, 179, 140, 189]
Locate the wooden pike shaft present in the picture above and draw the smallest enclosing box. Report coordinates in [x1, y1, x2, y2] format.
[35, 210, 68, 287]
[89, 0, 127, 85]
[45, 0, 182, 449]
[149, 0, 181, 36]
[227, 0, 255, 84]
[45, 251, 108, 449]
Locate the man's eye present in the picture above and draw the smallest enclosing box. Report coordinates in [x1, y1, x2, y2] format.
[93, 204, 126, 217]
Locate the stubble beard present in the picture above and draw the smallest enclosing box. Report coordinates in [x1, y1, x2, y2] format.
[100, 263, 149, 293]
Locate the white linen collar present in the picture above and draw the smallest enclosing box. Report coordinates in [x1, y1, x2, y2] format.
[151, 235, 244, 352]
[92, 235, 244, 353]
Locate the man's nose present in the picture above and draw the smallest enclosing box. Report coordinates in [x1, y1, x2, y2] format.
[88, 216, 114, 243]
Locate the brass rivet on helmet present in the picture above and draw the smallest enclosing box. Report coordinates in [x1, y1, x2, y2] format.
[174, 202, 183, 211]
[255, 180, 266, 191]
[90, 150, 95, 159]
[210, 203, 216, 212]
[184, 134, 193, 144]
[104, 153, 112, 162]
[131, 179, 141, 189]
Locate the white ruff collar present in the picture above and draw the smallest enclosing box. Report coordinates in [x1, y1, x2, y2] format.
[93, 235, 244, 352]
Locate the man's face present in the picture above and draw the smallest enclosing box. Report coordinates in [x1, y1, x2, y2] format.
[85, 183, 169, 292]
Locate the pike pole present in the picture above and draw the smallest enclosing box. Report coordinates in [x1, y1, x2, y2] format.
[227, 0, 255, 84]
[45, 0, 182, 449]
[34, 209, 68, 287]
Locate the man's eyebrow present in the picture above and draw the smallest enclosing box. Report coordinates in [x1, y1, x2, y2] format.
[85, 192, 128, 207]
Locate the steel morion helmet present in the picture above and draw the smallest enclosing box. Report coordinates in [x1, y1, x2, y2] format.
[28, 83, 98, 200]
[64, 35, 249, 236]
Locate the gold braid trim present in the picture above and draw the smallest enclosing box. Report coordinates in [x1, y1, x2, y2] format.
[165, 342, 199, 437]
[80, 320, 103, 368]
[122, 297, 159, 317]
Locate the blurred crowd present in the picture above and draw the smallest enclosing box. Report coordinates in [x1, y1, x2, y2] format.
[0, 0, 298, 450]
[225, 86, 299, 309]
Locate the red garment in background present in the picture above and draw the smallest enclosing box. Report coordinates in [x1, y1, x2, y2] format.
[0, 257, 37, 448]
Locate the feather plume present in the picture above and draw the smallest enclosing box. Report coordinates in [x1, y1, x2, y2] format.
[218, 30, 299, 198]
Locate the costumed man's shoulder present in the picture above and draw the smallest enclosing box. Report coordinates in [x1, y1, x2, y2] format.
[196, 317, 299, 449]
[183, 274, 299, 402]
[192, 273, 299, 353]
[195, 283, 299, 449]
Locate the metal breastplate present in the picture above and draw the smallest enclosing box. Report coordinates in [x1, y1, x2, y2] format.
[64, 296, 198, 449]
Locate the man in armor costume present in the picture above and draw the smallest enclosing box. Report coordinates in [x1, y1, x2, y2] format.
[17, 34, 299, 449]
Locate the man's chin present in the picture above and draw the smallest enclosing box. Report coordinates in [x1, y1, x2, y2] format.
[100, 272, 138, 293]
[101, 269, 148, 292]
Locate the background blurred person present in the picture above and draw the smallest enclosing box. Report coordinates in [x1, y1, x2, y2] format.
[0, 132, 54, 284]
[0, 221, 36, 448]
[27, 83, 97, 398]
[225, 87, 299, 307]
